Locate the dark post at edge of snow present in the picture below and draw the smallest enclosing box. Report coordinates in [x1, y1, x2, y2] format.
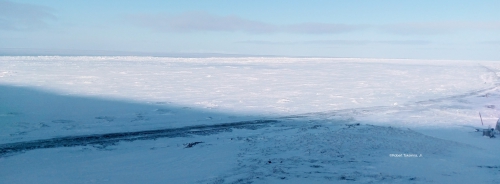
[479, 112, 484, 126]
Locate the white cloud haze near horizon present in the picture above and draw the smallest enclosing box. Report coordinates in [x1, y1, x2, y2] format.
[127, 12, 365, 34]
[1, 0, 500, 60]
[127, 12, 500, 35]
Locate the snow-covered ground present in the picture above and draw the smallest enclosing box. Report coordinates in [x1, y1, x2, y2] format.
[1, 56, 499, 183]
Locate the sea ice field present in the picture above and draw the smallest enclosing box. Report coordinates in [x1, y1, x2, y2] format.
[1, 56, 499, 183]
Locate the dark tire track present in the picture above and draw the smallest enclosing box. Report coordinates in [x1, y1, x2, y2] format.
[0, 120, 279, 157]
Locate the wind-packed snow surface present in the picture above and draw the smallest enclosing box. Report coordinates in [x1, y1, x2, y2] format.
[1, 56, 500, 183]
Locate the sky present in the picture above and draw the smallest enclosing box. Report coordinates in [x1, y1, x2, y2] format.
[1, 0, 500, 60]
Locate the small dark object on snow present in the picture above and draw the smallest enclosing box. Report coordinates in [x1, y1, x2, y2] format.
[346, 123, 360, 128]
[184, 141, 204, 148]
[483, 129, 495, 138]
[486, 105, 495, 109]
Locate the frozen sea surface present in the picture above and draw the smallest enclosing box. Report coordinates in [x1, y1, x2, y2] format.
[1, 57, 496, 115]
[1, 56, 500, 183]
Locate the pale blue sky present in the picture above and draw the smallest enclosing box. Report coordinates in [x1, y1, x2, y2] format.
[1, 0, 499, 60]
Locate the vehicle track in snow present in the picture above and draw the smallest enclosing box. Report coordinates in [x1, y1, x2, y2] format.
[0, 119, 279, 157]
